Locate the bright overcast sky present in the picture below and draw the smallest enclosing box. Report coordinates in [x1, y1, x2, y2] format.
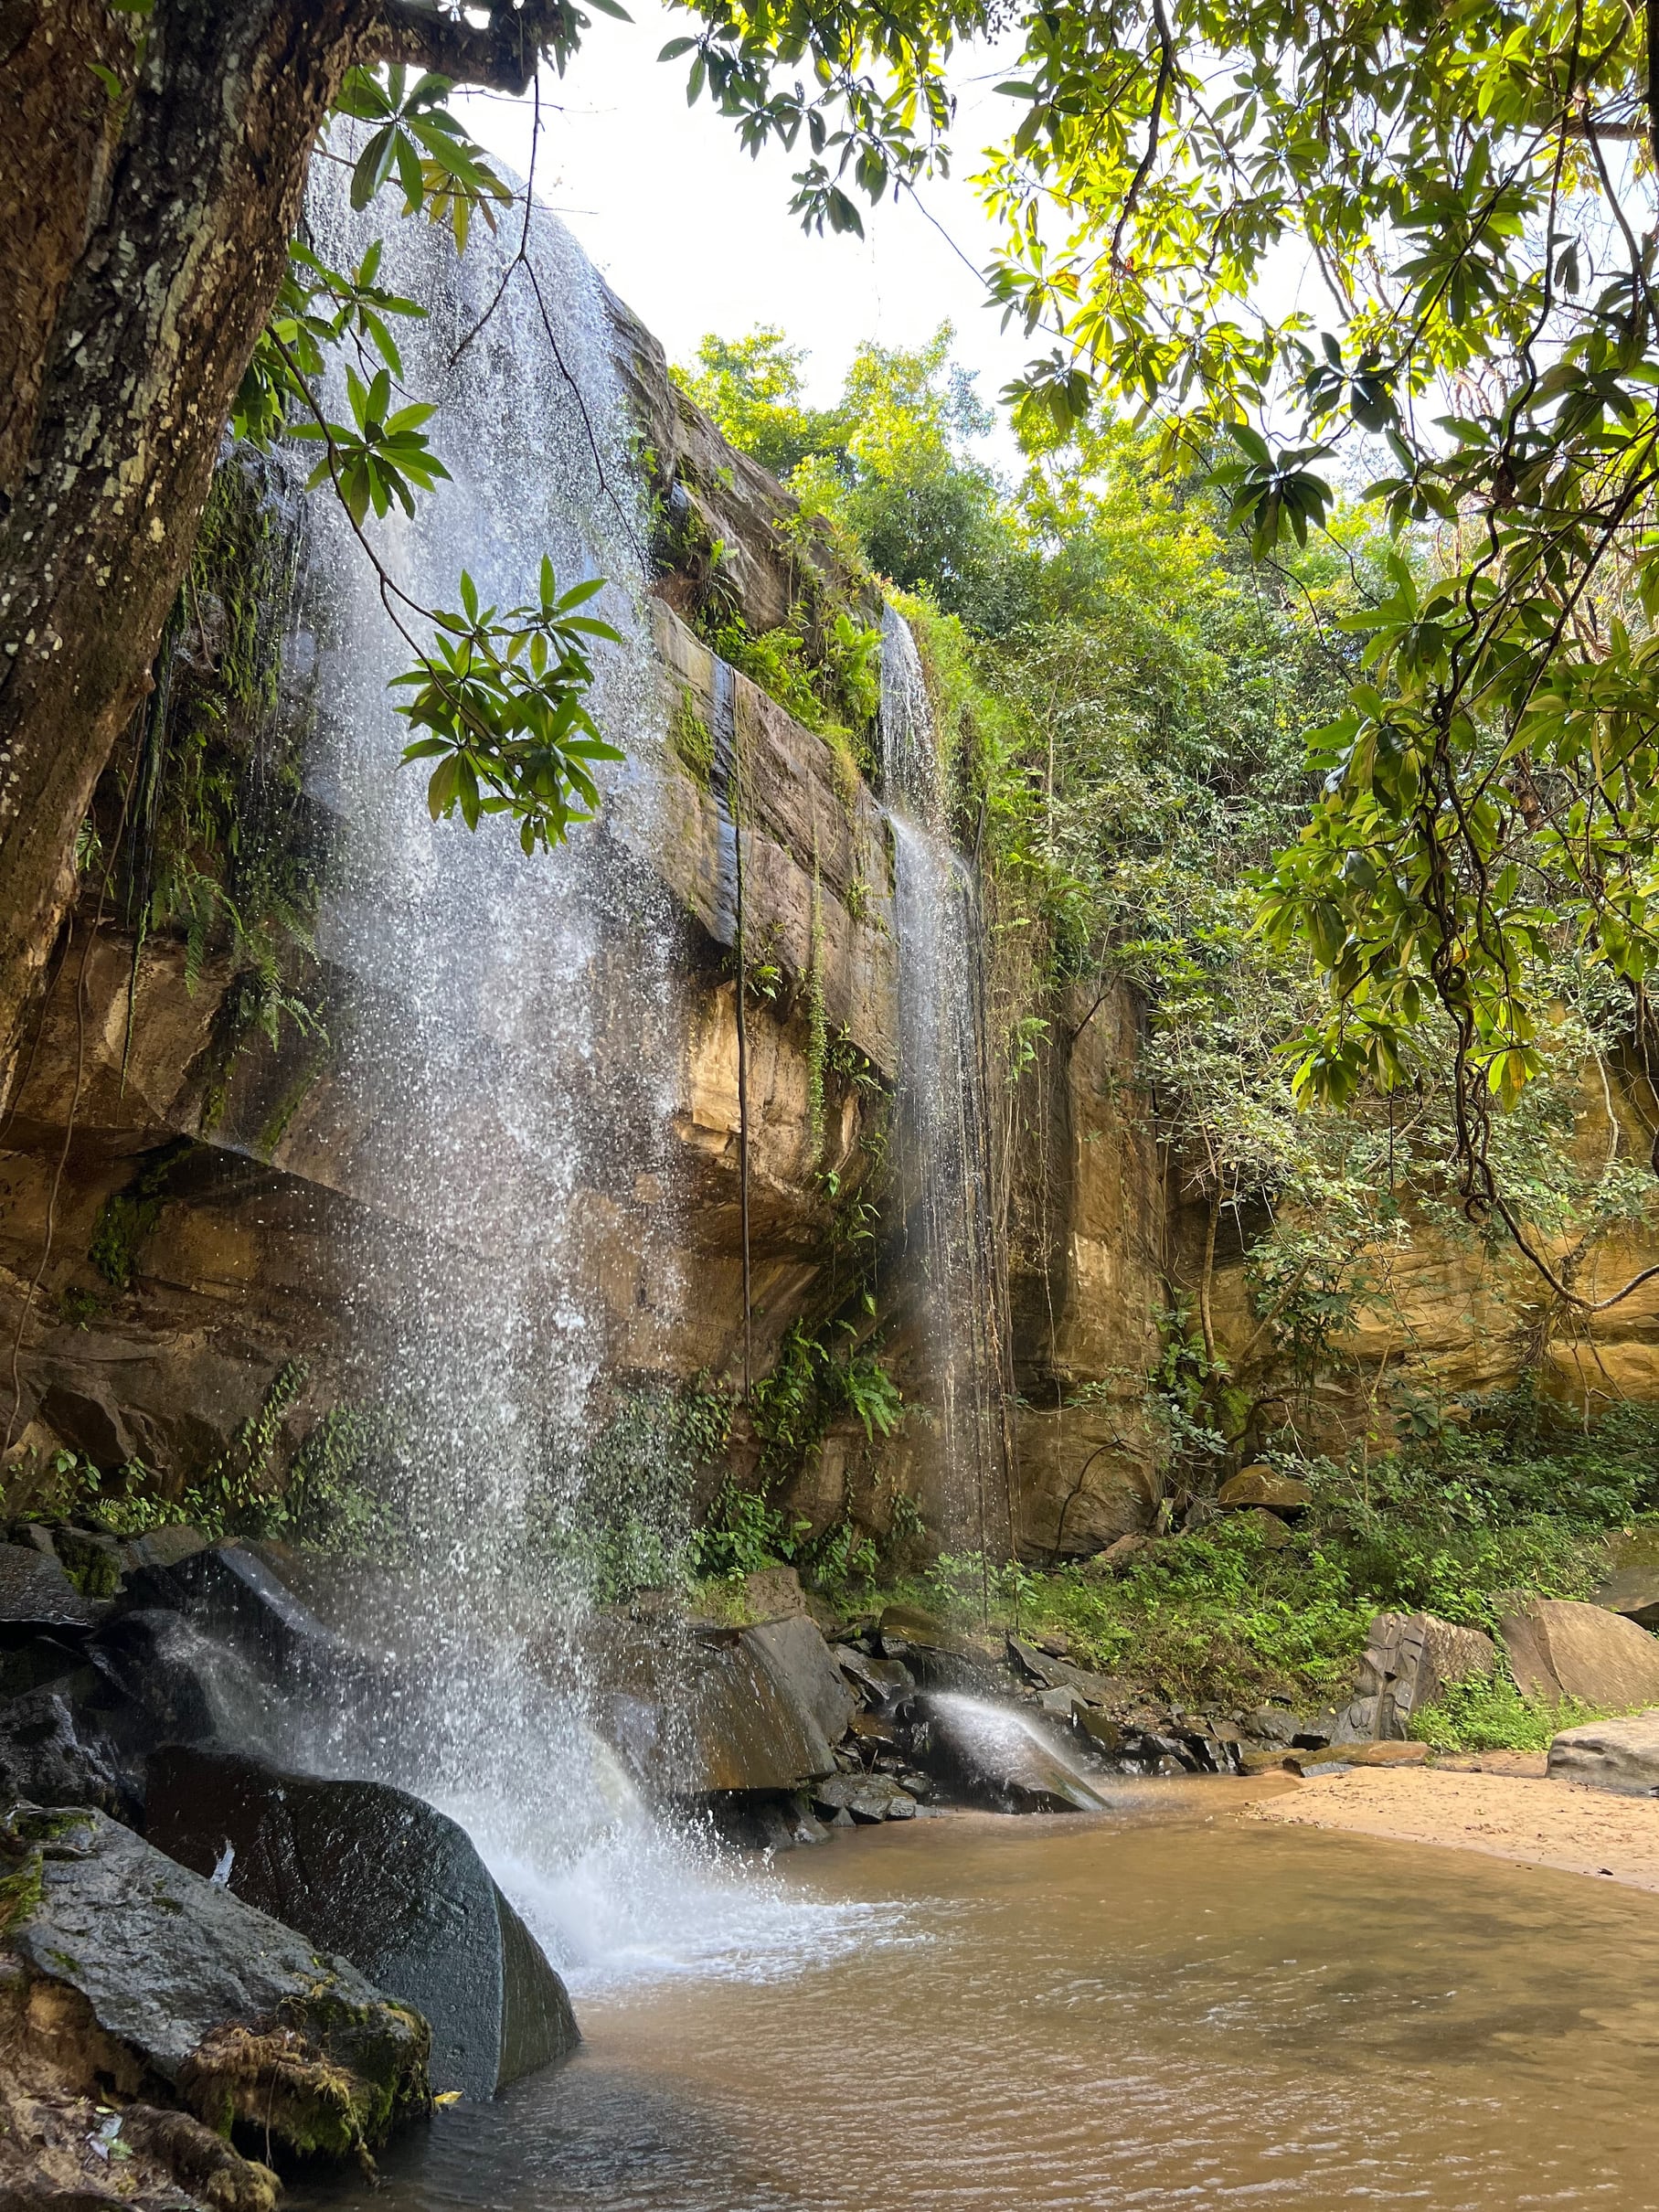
[459, 3, 1032, 452]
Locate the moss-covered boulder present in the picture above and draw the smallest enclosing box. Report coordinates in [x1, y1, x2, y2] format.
[0, 1803, 429, 2167]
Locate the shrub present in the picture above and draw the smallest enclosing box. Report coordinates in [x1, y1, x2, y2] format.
[1410, 1672, 1603, 1754]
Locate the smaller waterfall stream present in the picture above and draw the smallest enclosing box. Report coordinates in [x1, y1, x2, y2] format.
[879, 607, 1010, 1558]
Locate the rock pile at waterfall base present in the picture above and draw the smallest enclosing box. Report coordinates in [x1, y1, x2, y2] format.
[0, 1525, 588, 2207]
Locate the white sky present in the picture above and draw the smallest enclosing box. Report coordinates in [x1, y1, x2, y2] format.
[459, 5, 1033, 458]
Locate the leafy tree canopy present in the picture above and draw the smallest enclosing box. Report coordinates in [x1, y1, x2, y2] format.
[954, 0, 1659, 1295]
[679, 322, 1030, 627]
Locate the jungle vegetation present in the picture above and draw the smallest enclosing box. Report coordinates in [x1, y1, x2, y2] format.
[675, 315, 1659, 1726]
[10, 0, 1659, 1289]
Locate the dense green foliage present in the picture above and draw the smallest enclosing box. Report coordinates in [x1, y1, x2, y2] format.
[13, 1362, 399, 1559]
[962, 0, 1659, 1267]
[102, 462, 324, 1109]
[679, 324, 1029, 631]
[665, 321, 1659, 1711]
[686, 326, 1515, 1465]
[879, 1392, 1659, 1712]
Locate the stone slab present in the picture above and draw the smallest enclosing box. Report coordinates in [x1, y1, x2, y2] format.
[0, 1545, 95, 1635]
[1547, 1708, 1659, 1794]
[1499, 1596, 1659, 1709]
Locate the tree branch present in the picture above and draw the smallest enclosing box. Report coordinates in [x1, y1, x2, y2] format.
[1108, 0, 1175, 273]
[364, 1, 553, 94]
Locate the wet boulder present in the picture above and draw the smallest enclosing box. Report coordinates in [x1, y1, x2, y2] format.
[703, 1790, 832, 1851]
[1071, 1707, 1124, 1756]
[115, 1524, 211, 1579]
[0, 1688, 140, 1825]
[146, 1746, 578, 2100]
[1005, 1635, 1120, 1707]
[122, 1540, 346, 1683]
[0, 1634, 87, 1702]
[909, 1693, 1109, 1813]
[877, 1606, 996, 1692]
[810, 1772, 917, 1823]
[0, 1546, 98, 1638]
[0, 1802, 429, 2162]
[595, 1614, 847, 1792]
[0, 1601, 292, 1827]
[1547, 1709, 1659, 1794]
[746, 1616, 856, 1750]
[1499, 1596, 1659, 1709]
[86, 1609, 261, 1756]
[835, 1644, 915, 1707]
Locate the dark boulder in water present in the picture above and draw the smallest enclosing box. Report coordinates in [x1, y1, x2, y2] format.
[594, 1614, 852, 1792]
[907, 1693, 1110, 1813]
[146, 1745, 579, 2100]
[809, 1771, 918, 1823]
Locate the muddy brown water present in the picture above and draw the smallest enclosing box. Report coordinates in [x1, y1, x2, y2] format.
[311, 1794, 1659, 2210]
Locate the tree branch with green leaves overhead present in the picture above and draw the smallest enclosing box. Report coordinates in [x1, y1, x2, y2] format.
[227, 67, 626, 853]
[969, 0, 1659, 1305]
[261, 324, 621, 854]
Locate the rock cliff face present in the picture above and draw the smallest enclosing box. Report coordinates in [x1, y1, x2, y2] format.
[1005, 984, 1164, 1558]
[0, 282, 909, 1543]
[7, 271, 1659, 1563]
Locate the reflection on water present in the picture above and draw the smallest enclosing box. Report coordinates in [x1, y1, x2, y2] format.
[309, 1808, 1659, 2211]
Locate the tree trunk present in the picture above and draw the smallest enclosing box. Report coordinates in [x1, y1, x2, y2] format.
[0, 0, 134, 498]
[0, 0, 364, 1088]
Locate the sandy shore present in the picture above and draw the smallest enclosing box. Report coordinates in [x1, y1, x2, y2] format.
[1248, 1758, 1659, 1890]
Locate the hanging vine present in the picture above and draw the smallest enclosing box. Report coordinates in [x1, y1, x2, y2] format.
[806, 841, 827, 1167]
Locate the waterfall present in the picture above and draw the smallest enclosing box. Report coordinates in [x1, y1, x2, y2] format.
[879, 605, 1011, 1560]
[294, 170, 699, 1965]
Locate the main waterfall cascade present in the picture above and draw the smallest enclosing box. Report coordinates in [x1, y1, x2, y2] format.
[878, 606, 1012, 1559]
[293, 174, 738, 1978]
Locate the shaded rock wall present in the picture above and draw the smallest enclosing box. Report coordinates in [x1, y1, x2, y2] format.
[1167, 1051, 1659, 1456]
[0, 283, 899, 1515]
[1005, 984, 1164, 1558]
